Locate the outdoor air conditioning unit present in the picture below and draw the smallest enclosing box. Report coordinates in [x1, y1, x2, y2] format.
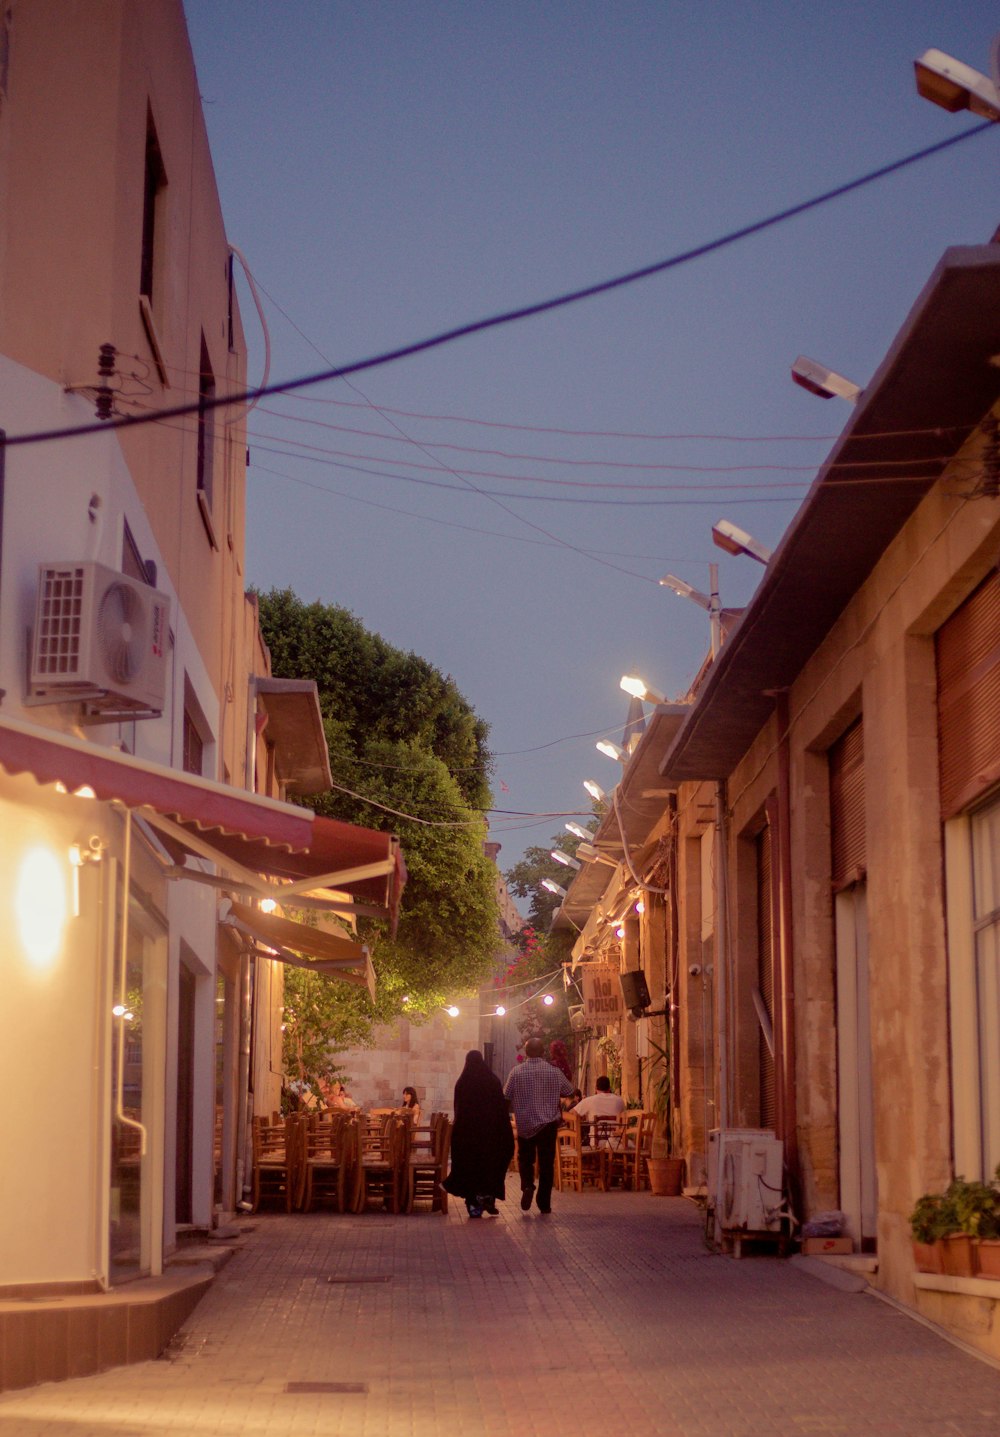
[708, 1128, 784, 1234]
[28, 561, 169, 719]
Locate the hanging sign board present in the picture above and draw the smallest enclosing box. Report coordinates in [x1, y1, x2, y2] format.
[581, 964, 624, 1026]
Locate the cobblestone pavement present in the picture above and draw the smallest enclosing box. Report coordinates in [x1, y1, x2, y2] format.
[4, 1192, 1000, 1436]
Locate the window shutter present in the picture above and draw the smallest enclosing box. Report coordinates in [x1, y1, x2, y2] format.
[937, 571, 1000, 820]
[757, 825, 776, 1129]
[830, 718, 866, 886]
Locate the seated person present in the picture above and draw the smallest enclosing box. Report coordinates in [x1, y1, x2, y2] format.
[322, 1079, 358, 1111]
[572, 1076, 626, 1145]
[399, 1085, 421, 1124]
[561, 1088, 583, 1113]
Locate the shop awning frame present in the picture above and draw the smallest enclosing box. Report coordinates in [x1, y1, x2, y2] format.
[0, 714, 405, 928]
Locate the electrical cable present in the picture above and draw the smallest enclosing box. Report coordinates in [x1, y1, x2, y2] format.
[7, 119, 992, 450]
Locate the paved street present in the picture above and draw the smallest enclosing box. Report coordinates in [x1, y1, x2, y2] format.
[4, 1192, 1000, 1436]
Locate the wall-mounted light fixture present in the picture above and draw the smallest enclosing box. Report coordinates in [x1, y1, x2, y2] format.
[564, 821, 591, 841]
[791, 355, 862, 403]
[915, 41, 1000, 120]
[596, 738, 626, 762]
[712, 519, 772, 566]
[541, 878, 568, 899]
[582, 779, 606, 803]
[550, 848, 581, 871]
[576, 842, 619, 869]
[659, 567, 722, 657]
[619, 675, 666, 705]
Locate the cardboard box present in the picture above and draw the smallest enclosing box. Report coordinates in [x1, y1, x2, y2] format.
[802, 1236, 853, 1255]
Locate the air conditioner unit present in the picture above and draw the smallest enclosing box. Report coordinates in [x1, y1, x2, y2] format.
[708, 1128, 784, 1233]
[28, 561, 169, 719]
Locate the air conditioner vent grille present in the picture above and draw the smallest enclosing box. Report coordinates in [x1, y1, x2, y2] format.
[35, 565, 86, 676]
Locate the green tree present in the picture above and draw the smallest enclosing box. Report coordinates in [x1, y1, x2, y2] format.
[257, 589, 500, 1071]
[503, 819, 598, 932]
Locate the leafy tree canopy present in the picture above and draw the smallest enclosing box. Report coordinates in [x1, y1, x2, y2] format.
[256, 589, 501, 1066]
[503, 816, 598, 933]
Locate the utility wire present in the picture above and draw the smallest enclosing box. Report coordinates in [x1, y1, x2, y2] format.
[6, 120, 991, 451]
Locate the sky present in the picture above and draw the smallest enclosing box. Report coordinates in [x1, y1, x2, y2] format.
[182, 1, 999, 882]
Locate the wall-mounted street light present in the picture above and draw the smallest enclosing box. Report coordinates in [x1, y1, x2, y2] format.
[596, 738, 626, 762]
[582, 779, 607, 803]
[659, 568, 722, 658]
[550, 848, 581, 871]
[619, 675, 666, 705]
[791, 355, 862, 403]
[712, 519, 772, 566]
[576, 842, 619, 869]
[541, 878, 568, 899]
[915, 40, 1000, 121]
[564, 821, 591, 841]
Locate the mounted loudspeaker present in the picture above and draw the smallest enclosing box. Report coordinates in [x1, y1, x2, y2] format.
[619, 969, 651, 1015]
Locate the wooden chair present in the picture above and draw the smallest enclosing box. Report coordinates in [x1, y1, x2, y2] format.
[352, 1114, 410, 1213]
[626, 1112, 655, 1191]
[406, 1115, 451, 1213]
[298, 1113, 356, 1212]
[578, 1114, 609, 1191]
[606, 1110, 641, 1189]
[556, 1117, 582, 1192]
[251, 1117, 295, 1212]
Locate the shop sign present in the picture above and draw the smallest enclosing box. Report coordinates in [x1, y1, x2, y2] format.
[581, 964, 623, 1026]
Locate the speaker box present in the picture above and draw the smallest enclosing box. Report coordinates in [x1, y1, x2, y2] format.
[619, 970, 651, 1011]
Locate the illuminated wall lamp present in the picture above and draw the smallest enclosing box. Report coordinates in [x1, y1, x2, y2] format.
[564, 821, 591, 841]
[541, 878, 568, 899]
[596, 738, 626, 762]
[550, 848, 581, 871]
[582, 779, 606, 803]
[619, 675, 666, 705]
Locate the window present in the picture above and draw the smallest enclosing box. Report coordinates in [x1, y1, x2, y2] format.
[182, 706, 204, 777]
[196, 333, 218, 546]
[973, 796, 1000, 1175]
[140, 115, 166, 306]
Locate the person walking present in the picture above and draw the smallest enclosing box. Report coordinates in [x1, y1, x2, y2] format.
[443, 1050, 515, 1219]
[504, 1037, 574, 1214]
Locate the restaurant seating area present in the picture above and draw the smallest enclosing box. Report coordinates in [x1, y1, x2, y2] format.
[555, 1111, 654, 1194]
[250, 1111, 452, 1216]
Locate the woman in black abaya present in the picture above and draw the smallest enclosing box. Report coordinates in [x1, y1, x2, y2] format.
[443, 1049, 515, 1219]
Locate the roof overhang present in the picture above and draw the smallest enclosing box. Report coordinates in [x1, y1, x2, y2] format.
[254, 677, 333, 797]
[661, 244, 1000, 782]
[0, 714, 405, 927]
[553, 704, 686, 932]
[223, 899, 377, 1001]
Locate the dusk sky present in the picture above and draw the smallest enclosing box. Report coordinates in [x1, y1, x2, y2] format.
[182, 1, 999, 884]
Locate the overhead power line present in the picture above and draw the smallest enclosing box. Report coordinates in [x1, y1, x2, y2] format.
[5, 121, 992, 451]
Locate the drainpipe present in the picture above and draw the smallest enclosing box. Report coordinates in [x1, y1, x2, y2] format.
[774, 690, 800, 1204]
[715, 780, 730, 1135]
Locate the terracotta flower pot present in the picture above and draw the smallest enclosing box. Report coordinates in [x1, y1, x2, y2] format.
[912, 1239, 945, 1274]
[976, 1239, 1000, 1279]
[646, 1156, 684, 1196]
[941, 1233, 975, 1277]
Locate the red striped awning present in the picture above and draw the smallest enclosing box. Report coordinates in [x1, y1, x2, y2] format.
[0, 715, 405, 924]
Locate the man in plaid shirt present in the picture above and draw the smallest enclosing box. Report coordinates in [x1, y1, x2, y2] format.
[504, 1037, 574, 1214]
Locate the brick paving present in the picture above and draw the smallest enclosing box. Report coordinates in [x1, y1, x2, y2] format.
[3, 1192, 1000, 1435]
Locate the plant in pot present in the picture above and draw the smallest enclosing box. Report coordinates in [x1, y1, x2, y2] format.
[974, 1165, 1000, 1279]
[909, 1190, 954, 1274]
[645, 1038, 684, 1196]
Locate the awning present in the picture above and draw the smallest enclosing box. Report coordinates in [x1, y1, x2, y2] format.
[223, 899, 377, 1002]
[0, 714, 405, 926]
[254, 678, 333, 797]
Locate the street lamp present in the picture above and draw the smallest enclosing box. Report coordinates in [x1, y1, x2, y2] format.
[582, 778, 607, 803]
[576, 842, 619, 869]
[564, 821, 591, 841]
[712, 519, 772, 566]
[915, 41, 1000, 121]
[619, 675, 666, 705]
[541, 878, 568, 899]
[791, 355, 861, 403]
[550, 848, 581, 871]
[659, 567, 722, 658]
[596, 738, 626, 762]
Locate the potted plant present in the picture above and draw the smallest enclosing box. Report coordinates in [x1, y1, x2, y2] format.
[909, 1190, 952, 1274]
[645, 1038, 684, 1196]
[975, 1165, 1000, 1279]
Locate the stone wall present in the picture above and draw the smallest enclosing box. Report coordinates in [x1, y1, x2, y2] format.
[336, 1012, 481, 1118]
